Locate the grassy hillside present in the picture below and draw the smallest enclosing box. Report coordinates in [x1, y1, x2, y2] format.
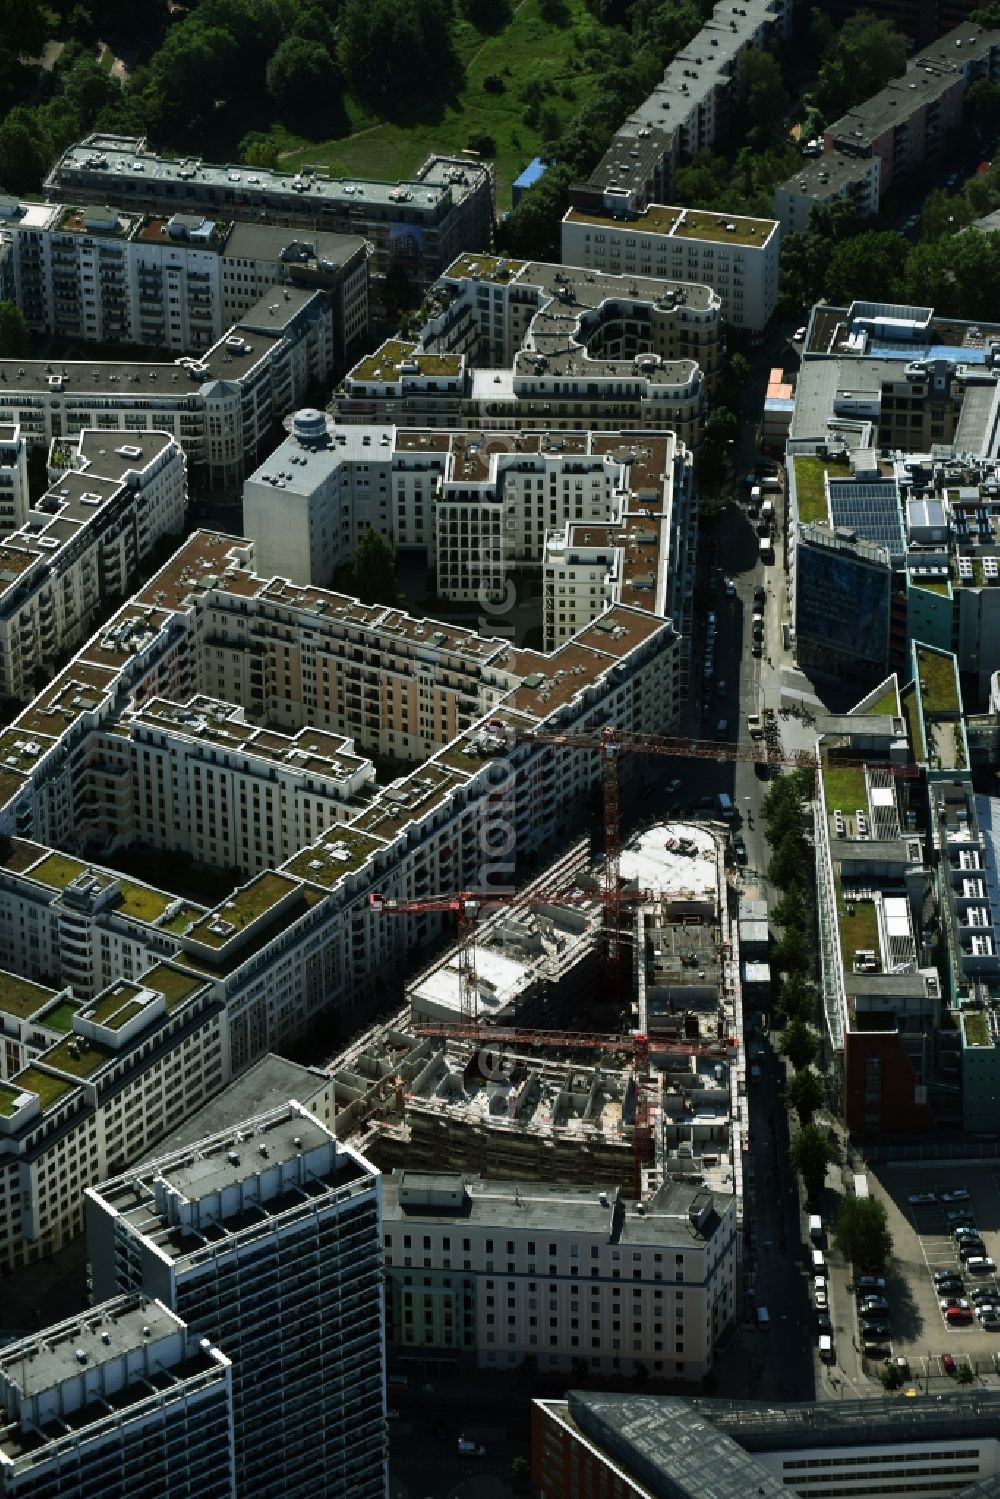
[265, 0, 600, 207]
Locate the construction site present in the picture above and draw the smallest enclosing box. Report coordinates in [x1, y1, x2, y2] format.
[327, 819, 748, 1209]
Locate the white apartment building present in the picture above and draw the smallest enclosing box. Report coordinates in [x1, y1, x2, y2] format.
[337, 257, 721, 447]
[46, 134, 494, 292]
[0, 286, 334, 492]
[0, 971, 77, 1082]
[2, 199, 225, 353]
[86, 1103, 386, 1499]
[0, 1296, 235, 1499]
[0, 429, 185, 704]
[0, 425, 28, 538]
[561, 205, 780, 332]
[382, 1172, 737, 1378]
[1, 198, 370, 366]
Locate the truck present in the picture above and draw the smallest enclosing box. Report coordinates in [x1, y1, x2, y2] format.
[758, 536, 773, 562]
[747, 712, 763, 739]
[761, 477, 782, 494]
[760, 498, 775, 523]
[748, 485, 761, 516]
[818, 1334, 834, 1364]
[809, 1214, 823, 1243]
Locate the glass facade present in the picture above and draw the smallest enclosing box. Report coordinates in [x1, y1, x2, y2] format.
[796, 532, 891, 679]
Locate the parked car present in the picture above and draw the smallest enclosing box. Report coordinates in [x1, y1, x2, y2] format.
[971, 1288, 996, 1304]
[863, 1340, 890, 1357]
[458, 1438, 486, 1457]
[860, 1295, 890, 1314]
[946, 1209, 975, 1225]
[953, 1224, 979, 1238]
[861, 1320, 890, 1339]
[935, 1279, 965, 1296]
[942, 1353, 957, 1374]
[856, 1275, 887, 1294]
[753, 583, 766, 602]
[935, 1268, 964, 1283]
[946, 1307, 974, 1324]
[909, 1191, 937, 1206]
[941, 1188, 971, 1203]
[815, 1288, 829, 1309]
[734, 836, 748, 865]
[959, 1241, 987, 1261]
[666, 778, 681, 793]
[976, 1304, 1000, 1321]
[966, 1256, 997, 1274]
[940, 1297, 971, 1311]
[752, 641, 762, 656]
[816, 1312, 832, 1333]
[724, 578, 736, 596]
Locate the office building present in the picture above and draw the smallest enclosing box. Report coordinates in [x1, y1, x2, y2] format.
[0, 425, 28, 539]
[775, 21, 1000, 227]
[785, 301, 1000, 704]
[0, 286, 334, 492]
[382, 1172, 737, 1378]
[0, 1296, 235, 1499]
[335, 255, 721, 448]
[45, 135, 494, 291]
[86, 1102, 386, 1499]
[813, 661, 956, 1134]
[0, 428, 185, 704]
[561, 205, 780, 332]
[533, 1389, 1000, 1499]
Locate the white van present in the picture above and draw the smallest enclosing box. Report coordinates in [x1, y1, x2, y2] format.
[809, 1214, 823, 1242]
[812, 1249, 826, 1274]
[818, 1334, 834, 1363]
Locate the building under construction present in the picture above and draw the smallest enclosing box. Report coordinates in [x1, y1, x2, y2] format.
[323, 819, 746, 1204]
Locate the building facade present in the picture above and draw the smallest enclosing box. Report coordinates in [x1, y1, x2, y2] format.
[86, 1103, 386, 1499]
[45, 135, 493, 291]
[382, 1173, 736, 1379]
[335, 256, 721, 448]
[0, 425, 28, 539]
[0, 1296, 235, 1499]
[0, 287, 333, 493]
[561, 206, 780, 332]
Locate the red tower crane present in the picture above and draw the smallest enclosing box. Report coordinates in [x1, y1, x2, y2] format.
[489, 721, 918, 995]
[408, 1020, 734, 1198]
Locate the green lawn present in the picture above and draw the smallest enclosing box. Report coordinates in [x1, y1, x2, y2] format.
[43, 1034, 115, 1080]
[39, 999, 80, 1033]
[29, 852, 87, 890]
[160, 903, 204, 935]
[793, 457, 853, 525]
[915, 645, 960, 716]
[915, 579, 950, 596]
[0, 973, 56, 1020]
[822, 758, 868, 816]
[191, 872, 298, 946]
[12, 1067, 74, 1111]
[866, 683, 898, 717]
[964, 1010, 990, 1047]
[116, 881, 173, 925]
[139, 962, 207, 1012]
[837, 889, 879, 971]
[267, 0, 601, 205]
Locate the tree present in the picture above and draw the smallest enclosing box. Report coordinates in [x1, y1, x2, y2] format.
[0, 0, 48, 59]
[814, 14, 906, 119]
[784, 1068, 823, 1125]
[736, 48, 789, 151]
[0, 108, 49, 195]
[919, 188, 976, 243]
[459, 0, 512, 31]
[825, 231, 908, 307]
[956, 1363, 975, 1385]
[147, 23, 241, 131]
[351, 530, 402, 606]
[240, 133, 280, 169]
[904, 230, 1000, 322]
[789, 1122, 833, 1199]
[776, 970, 813, 1026]
[266, 37, 343, 134]
[511, 1455, 531, 1489]
[0, 302, 31, 359]
[832, 1194, 893, 1273]
[964, 77, 1000, 141]
[339, 0, 460, 112]
[768, 829, 810, 891]
[780, 1018, 817, 1071]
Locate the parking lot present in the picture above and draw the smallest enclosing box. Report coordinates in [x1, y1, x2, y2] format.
[870, 1162, 1000, 1380]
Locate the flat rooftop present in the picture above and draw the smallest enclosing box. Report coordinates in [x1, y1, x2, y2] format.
[565, 204, 777, 246]
[48, 135, 491, 214]
[385, 1173, 725, 1245]
[98, 1108, 374, 1263]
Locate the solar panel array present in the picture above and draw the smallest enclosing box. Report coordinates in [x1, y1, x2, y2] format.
[828, 478, 906, 554]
